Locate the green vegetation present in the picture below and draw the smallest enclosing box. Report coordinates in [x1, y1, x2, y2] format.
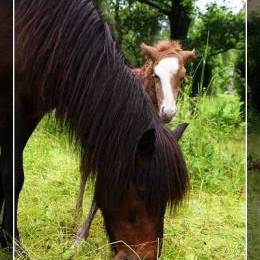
[248, 122, 260, 162]
[0, 249, 12, 260]
[248, 171, 260, 260]
[247, 6, 260, 260]
[248, 119, 260, 260]
[17, 91, 245, 259]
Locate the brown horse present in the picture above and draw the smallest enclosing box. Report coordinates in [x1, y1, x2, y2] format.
[0, 0, 13, 250]
[15, 0, 189, 259]
[74, 41, 194, 244]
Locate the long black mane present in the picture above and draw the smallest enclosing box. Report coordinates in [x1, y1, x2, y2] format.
[16, 0, 188, 213]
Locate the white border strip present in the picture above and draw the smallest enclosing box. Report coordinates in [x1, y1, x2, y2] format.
[12, 0, 15, 258]
[245, 0, 248, 259]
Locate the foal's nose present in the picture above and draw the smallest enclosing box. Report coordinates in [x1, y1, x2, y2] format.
[160, 106, 177, 122]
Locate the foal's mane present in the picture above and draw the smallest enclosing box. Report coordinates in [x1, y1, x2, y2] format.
[154, 40, 183, 52]
[16, 0, 188, 212]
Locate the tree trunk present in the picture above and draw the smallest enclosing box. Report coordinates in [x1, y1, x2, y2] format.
[169, 0, 191, 41]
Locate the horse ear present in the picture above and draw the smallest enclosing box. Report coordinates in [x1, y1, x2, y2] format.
[136, 128, 156, 158]
[140, 43, 158, 61]
[180, 49, 195, 64]
[172, 123, 189, 141]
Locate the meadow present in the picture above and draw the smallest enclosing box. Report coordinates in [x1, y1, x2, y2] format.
[16, 92, 245, 259]
[248, 119, 260, 260]
[248, 170, 260, 260]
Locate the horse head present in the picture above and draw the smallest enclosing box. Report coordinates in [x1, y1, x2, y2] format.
[100, 123, 189, 260]
[140, 41, 195, 123]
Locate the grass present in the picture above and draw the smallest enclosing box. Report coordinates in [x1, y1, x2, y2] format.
[17, 93, 245, 259]
[0, 249, 12, 260]
[248, 171, 260, 260]
[248, 118, 260, 260]
[248, 121, 260, 162]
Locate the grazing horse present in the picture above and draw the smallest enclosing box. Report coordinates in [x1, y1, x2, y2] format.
[74, 123, 189, 249]
[0, 0, 13, 250]
[74, 41, 194, 244]
[16, 0, 189, 259]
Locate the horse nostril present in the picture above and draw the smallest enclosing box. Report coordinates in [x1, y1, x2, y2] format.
[161, 106, 165, 114]
[160, 107, 177, 123]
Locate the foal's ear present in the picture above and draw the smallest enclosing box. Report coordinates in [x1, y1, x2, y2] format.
[180, 49, 195, 64]
[171, 123, 189, 141]
[140, 43, 158, 61]
[136, 129, 156, 158]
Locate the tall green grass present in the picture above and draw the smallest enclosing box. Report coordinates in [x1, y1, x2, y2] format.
[248, 171, 260, 260]
[247, 116, 260, 260]
[248, 117, 260, 162]
[17, 92, 245, 259]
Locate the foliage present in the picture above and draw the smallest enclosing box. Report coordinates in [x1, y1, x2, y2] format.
[188, 5, 244, 98]
[170, 88, 244, 192]
[0, 249, 12, 260]
[97, 0, 166, 66]
[248, 14, 260, 113]
[98, 2, 245, 104]
[189, 5, 244, 56]
[118, 1, 166, 66]
[248, 171, 260, 260]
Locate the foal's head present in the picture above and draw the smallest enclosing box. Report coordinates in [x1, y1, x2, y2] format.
[141, 41, 195, 123]
[99, 123, 189, 260]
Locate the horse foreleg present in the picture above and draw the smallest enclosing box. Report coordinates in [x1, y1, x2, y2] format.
[0, 157, 4, 220]
[1, 144, 13, 250]
[74, 198, 98, 246]
[14, 147, 24, 244]
[14, 101, 42, 250]
[74, 171, 88, 220]
[0, 195, 7, 249]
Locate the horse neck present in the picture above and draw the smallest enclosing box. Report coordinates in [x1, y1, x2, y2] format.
[17, 0, 165, 209]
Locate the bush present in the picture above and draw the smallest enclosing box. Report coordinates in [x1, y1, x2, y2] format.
[170, 92, 244, 193]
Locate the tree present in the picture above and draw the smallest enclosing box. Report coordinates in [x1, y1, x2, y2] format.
[188, 5, 245, 96]
[248, 14, 260, 113]
[96, 1, 245, 101]
[134, 0, 194, 41]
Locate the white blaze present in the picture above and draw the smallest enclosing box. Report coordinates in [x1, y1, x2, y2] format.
[154, 57, 179, 116]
